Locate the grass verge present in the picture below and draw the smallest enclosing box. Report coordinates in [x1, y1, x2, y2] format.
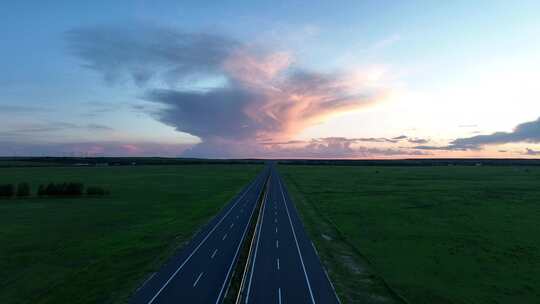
[282, 167, 404, 304]
[0, 164, 261, 304]
[280, 165, 540, 304]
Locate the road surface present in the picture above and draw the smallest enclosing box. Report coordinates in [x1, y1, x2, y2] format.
[130, 167, 269, 304]
[241, 166, 340, 304]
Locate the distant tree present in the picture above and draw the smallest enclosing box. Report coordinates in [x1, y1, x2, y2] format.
[0, 184, 15, 198]
[40, 182, 84, 196]
[66, 182, 84, 196]
[38, 184, 46, 196]
[16, 182, 30, 197]
[45, 183, 57, 196]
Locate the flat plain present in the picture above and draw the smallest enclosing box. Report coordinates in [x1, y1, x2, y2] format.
[281, 165, 540, 304]
[0, 164, 260, 304]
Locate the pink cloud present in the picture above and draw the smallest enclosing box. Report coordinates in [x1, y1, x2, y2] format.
[223, 48, 388, 141]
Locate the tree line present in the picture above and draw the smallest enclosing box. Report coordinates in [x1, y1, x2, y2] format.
[0, 182, 109, 198]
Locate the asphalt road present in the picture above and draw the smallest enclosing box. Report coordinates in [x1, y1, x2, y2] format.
[130, 167, 269, 304]
[241, 166, 340, 304]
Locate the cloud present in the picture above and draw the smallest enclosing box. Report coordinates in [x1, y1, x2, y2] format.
[449, 117, 540, 149]
[0, 141, 190, 157]
[392, 135, 407, 140]
[66, 25, 239, 86]
[262, 136, 408, 145]
[0, 122, 113, 138]
[86, 123, 114, 131]
[68, 24, 390, 158]
[410, 118, 540, 152]
[146, 87, 259, 140]
[407, 137, 429, 144]
[0, 105, 48, 113]
[411, 145, 463, 151]
[182, 137, 429, 158]
[524, 148, 540, 155]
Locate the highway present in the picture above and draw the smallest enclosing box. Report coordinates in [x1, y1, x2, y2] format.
[240, 165, 340, 304]
[130, 166, 269, 304]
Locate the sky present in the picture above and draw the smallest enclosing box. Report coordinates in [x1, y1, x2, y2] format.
[2, 0, 540, 158]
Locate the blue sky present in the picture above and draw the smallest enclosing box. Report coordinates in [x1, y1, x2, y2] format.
[2, 1, 540, 157]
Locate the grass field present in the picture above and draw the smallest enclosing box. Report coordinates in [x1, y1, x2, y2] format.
[0, 164, 261, 304]
[281, 165, 540, 304]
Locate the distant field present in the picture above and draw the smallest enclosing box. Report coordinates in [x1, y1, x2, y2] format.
[281, 165, 540, 304]
[0, 165, 261, 304]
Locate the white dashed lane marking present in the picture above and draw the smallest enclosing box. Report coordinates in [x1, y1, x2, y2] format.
[193, 272, 204, 287]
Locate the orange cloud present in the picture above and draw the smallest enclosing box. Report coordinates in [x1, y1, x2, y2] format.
[223, 48, 388, 141]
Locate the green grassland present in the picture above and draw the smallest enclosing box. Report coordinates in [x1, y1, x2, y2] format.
[0, 165, 261, 304]
[281, 165, 540, 304]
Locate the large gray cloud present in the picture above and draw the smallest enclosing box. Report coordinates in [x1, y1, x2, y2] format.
[525, 148, 540, 156]
[449, 117, 540, 149]
[409, 117, 540, 151]
[145, 88, 260, 140]
[67, 24, 388, 158]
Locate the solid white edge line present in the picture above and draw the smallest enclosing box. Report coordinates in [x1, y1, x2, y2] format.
[244, 176, 269, 303]
[137, 272, 157, 291]
[146, 175, 261, 304]
[278, 175, 316, 304]
[215, 174, 268, 304]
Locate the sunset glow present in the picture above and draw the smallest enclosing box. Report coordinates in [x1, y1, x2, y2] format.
[2, 1, 540, 158]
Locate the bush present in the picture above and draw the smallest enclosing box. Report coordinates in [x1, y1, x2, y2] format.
[66, 182, 84, 196]
[0, 184, 15, 198]
[16, 182, 30, 197]
[38, 182, 84, 196]
[86, 186, 109, 196]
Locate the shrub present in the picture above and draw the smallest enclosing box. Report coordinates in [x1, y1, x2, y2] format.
[39, 182, 84, 196]
[86, 186, 108, 196]
[45, 183, 56, 196]
[0, 184, 15, 198]
[16, 182, 30, 197]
